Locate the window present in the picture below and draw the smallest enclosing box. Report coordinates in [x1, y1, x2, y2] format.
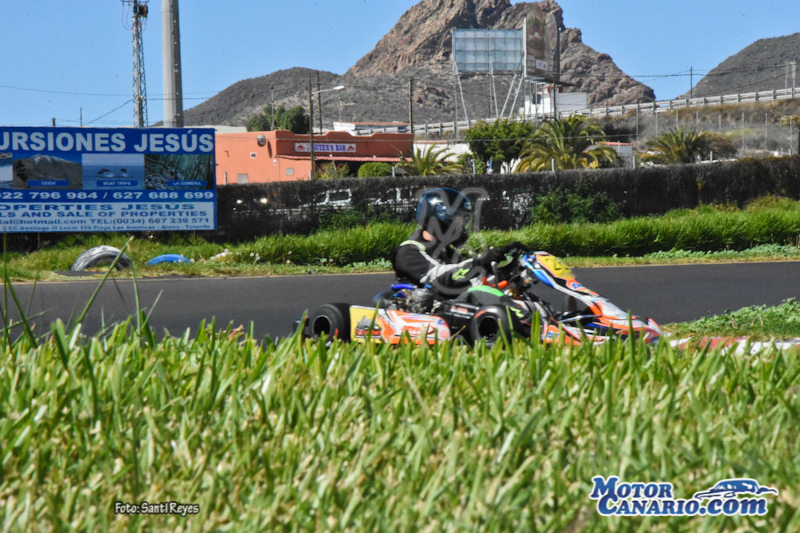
[236, 173, 248, 184]
[285, 168, 294, 176]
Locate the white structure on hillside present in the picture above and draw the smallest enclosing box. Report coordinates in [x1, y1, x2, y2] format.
[522, 86, 588, 118]
[333, 121, 409, 135]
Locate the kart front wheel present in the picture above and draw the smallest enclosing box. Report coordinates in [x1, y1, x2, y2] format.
[306, 303, 351, 342]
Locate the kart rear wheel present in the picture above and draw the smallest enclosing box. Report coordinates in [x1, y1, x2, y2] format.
[469, 305, 512, 347]
[306, 303, 351, 343]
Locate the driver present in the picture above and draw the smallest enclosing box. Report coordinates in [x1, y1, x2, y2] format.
[392, 187, 517, 297]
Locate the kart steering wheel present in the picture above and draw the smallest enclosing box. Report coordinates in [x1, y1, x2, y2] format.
[492, 241, 527, 280]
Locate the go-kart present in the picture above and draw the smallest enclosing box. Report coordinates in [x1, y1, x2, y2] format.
[301, 248, 662, 346]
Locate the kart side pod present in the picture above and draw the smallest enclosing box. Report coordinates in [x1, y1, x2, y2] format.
[305, 303, 450, 345]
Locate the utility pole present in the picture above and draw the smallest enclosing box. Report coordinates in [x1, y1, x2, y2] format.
[308, 76, 315, 179]
[316, 71, 323, 133]
[453, 77, 459, 140]
[554, 24, 560, 120]
[689, 66, 693, 98]
[162, 0, 183, 127]
[126, 0, 149, 127]
[742, 111, 746, 152]
[548, 12, 561, 120]
[408, 77, 414, 149]
[270, 86, 275, 130]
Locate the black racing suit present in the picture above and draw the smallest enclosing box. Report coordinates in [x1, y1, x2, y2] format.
[391, 230, 531, 331]
[391, 229, 481, 296]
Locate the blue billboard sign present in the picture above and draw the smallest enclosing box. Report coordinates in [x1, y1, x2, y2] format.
[0, 127, 216, 232]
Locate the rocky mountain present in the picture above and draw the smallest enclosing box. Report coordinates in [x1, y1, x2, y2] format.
[688, 33, 800, 97]
[184, 0, 655, 128]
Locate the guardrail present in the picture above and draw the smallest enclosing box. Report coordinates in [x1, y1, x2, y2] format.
[575, 87, 799, 118]
[349, 87, 800, 139]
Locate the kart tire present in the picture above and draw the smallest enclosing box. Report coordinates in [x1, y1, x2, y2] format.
[469, 305, 513, 347]
[70, 245, 132, 271]
[306, 303, 351, 342]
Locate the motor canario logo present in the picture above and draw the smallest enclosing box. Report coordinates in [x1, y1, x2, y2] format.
[589, 476, 778, 517]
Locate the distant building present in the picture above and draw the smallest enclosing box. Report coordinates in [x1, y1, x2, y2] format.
[197, 125, 247, 134]
[523, 86, 588, 118]
[333, 121, 409, 135]
[413, 140, 471, 158]
[215, 129, 413, 184]
[601, 141, 634, 168]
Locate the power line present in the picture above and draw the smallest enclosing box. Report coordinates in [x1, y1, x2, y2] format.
[0, 84, 129, 97]
[85, 99, 133, 125]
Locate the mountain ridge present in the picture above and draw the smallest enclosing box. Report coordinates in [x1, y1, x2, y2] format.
[687, 32, 800, 98]
[184, 1, 797, 128]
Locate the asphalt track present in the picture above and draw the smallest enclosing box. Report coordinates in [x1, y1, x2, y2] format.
[2, 261, 798, 340]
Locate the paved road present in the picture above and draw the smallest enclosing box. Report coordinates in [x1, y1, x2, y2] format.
[2, 261, 798, 340]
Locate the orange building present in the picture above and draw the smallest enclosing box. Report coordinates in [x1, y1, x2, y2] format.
[215, 129, 413, 184]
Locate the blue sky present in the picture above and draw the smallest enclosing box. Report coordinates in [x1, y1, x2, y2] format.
[1, 0, 797, 128]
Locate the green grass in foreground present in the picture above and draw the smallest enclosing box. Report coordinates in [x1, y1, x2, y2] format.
[1, 318, 798, 532]
[667, 298, 800, 340]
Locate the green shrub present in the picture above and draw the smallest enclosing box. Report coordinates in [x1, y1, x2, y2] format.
[317, 208, 366, 230]
[531, 188, 622, 224]
[357, 162, 394, 177]
[457, 152, 487, 174]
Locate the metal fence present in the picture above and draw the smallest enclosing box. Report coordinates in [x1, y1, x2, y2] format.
[576, 87, 798, 119]
[397, 87, 800, 157]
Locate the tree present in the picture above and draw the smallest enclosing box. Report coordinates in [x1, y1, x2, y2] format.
[465, 119, 536, 167]
[246, 104, 309, 134]
[398, 146, 461, 176]
[641, 127, 711, 164]
[515, 116, 617, 172]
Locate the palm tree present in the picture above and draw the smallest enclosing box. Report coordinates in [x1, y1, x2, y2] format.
[316, 161, 350, 179]
[399, 145, 461, 176]
[515, 116, 617, 172]
[641, 127, 710, 164]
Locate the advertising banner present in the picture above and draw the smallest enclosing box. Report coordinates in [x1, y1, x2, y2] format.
[524, 5, 552, 77]
[294, 142, 356, 153]
[0, 127, 216, 232]
[452, 29, 524, 73]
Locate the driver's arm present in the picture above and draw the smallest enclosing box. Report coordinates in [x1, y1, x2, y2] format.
[393, 240, 479, 288]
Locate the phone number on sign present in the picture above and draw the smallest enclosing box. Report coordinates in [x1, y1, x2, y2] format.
[110, 217, 209, 225]
[0, 191, 214, 201]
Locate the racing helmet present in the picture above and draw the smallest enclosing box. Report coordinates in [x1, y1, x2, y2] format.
[416, 187, 473, 246]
